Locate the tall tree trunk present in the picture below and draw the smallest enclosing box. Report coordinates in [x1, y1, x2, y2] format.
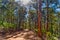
[37, 0, 42, 37]
[46, 0, 49, 31]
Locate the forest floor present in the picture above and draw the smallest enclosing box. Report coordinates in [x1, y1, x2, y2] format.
[0, 29, 41, 40]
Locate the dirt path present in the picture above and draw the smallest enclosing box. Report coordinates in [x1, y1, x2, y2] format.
[0, 29, 41, 40]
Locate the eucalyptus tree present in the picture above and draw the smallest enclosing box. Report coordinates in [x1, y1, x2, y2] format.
[37, 0, 42, 38]
[17, 6, 26, 30]
[0, 0, 9, 25]
[57, 12, 60, 37]
[56, 8, 60, 37]
[28, 7, 37, 30]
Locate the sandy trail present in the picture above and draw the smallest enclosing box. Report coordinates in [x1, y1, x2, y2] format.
[0, 29, 41, 40]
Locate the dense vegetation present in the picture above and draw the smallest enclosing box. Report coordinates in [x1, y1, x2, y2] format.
[0, 0, 60, 40]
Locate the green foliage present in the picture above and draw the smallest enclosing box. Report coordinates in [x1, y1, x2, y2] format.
[0, 21, 16, 29]
[0, 21, 2, 25]
[0, 0, 59, 40]
[46, 32, 58, 40]
[3, 22, 15, 28]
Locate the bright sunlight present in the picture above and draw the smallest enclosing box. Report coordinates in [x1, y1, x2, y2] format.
[20, 0, 31, 5]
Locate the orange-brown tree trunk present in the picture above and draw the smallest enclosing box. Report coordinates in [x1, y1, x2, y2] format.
[37, 0, 42, 37]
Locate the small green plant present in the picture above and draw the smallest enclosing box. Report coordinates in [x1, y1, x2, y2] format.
[46, 32, 58, 40]
[2, 22, 16, 32]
